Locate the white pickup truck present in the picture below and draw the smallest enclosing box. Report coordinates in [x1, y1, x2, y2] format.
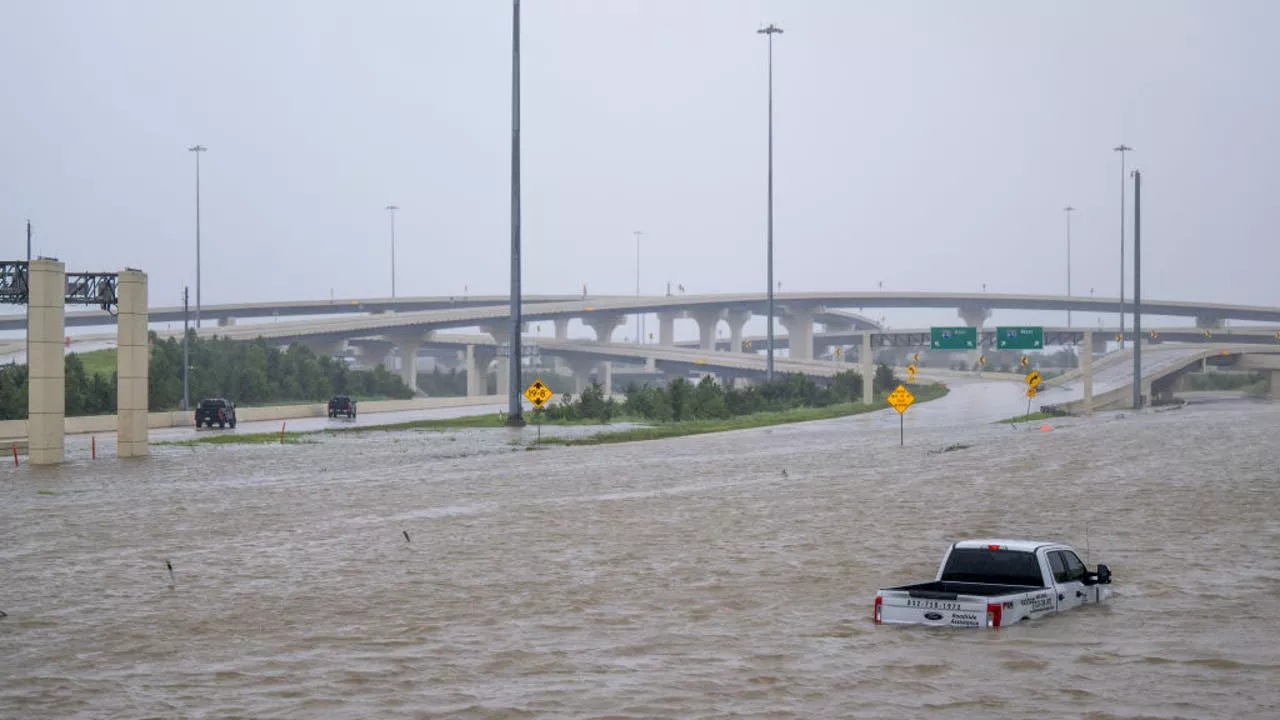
[873, 539, 1113, 629]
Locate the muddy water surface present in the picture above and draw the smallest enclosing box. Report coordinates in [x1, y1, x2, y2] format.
[2, 382, 1278, 718]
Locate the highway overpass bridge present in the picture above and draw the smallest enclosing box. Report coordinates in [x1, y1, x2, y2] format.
[3, 291, 1279, 341]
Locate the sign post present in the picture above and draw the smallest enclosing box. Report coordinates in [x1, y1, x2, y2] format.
[1024, 370, 1041, 419]
[886, 383, 915, 446]
[523, 378, 554, 443]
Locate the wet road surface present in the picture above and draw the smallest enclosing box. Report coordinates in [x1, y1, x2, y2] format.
[2, 380, 1278, 718]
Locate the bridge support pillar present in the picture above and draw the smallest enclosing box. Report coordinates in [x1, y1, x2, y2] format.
[357, 341, 393, 371]
[957, 304, 990, 367]
[598, 361, 613, 396]
[1195, 313, 1224, 329]
[726, 309, 752, 352]
[693, 308, 725, 351]
[861, 332, 874, 405]
[780, 308, 815, 361]
[658, 312, 677, 345]
[554, 318, 570, 340]
[585, 314, 625, 343]
[391, 335, 422, 394]
[1081, 329, 1094, 415]
[464, 345, 488, 397]
[304, 337, 346, 358]
[28, 258, 65, 466]
[482, 324, 513, 398]
[116, 269, 149, 458]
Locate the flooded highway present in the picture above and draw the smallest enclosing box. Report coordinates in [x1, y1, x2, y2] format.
[2, 380, 1278, 718]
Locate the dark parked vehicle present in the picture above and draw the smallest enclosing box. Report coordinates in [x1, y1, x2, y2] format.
[195, 398, 237, 429]
[328, 395, 357, 419]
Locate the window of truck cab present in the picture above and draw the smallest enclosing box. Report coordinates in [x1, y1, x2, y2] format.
[1048, 550, 1086, 583]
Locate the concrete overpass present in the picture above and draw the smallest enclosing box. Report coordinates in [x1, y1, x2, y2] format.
[2, 291, 1278, 336]
[1041, 344, 1280, 413]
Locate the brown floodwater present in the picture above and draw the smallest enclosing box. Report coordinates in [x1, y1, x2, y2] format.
[2, 381, 1278, 718]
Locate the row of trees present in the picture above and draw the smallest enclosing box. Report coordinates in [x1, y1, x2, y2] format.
[0, 332, 415, 419]
[542, 365, 901, 424]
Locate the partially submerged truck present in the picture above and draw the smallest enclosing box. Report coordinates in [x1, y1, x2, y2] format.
[874, 539, 1112, 629]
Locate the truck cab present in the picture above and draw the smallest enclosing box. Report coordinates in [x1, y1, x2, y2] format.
[874, 539, 1113, 628]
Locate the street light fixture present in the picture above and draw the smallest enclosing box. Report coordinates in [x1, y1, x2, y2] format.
[1113, 144, 1133, 347]
[188, 144, 207, 328]
[385, 205, 399, 298]
[1063, 205, 1076, 327]
[758, 22, 782, 382]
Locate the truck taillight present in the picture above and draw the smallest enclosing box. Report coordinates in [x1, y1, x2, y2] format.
[874, 596, 883, 624]
[986, 602, 1002, 629]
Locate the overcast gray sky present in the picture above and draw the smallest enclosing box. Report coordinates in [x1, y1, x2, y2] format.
[2, 0, 1277, 332]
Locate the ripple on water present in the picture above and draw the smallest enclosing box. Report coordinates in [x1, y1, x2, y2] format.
[1, 389, 1279, 718]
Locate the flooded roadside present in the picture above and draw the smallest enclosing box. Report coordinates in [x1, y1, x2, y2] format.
[1, 381, 1277, 718]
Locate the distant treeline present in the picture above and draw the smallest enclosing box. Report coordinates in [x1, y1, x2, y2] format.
[0, 332, 414, 419]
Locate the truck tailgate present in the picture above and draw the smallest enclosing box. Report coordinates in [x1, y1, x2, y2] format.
[875, 590, 991, 628]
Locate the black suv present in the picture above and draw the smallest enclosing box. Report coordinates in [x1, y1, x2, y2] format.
[195, 398, 237, 429]
[328, 395, 357, 419]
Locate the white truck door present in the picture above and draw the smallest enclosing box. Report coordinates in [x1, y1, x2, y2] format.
[1048, 550, 1089, 611]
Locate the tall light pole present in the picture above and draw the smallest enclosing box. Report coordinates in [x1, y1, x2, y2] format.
[1063, 205, 1075, 327]
[633, 230, 643, 344]
[758, 23, 783, 382]
[1131, 168, 1142, 409]
[506, 0, 525, 426]
[385, 205, 399, 298]
[182, 286, 190, 411]
[188, 144, 206, 328]
[1113, 144, 1132, 347]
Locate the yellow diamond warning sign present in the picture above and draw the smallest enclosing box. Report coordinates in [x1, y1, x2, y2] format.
[524, 379, 554, 408]
[886, 384, 915, 414]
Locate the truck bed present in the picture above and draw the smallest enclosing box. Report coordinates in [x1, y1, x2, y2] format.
[887, 580, 1044, 599]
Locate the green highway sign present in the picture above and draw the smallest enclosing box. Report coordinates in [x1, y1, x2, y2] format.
[996, 326, 1044, 350]
[930, 326, 978, 350]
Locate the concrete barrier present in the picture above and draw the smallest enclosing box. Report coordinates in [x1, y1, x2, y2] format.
[0, 395, 509, 442]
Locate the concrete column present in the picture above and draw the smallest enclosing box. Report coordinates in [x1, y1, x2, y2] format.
[391, 335, 422, 393]
[658, 312, 677, 346]
[780, 308, 815, 361]
[483, 324, 512, 399]
[597, 361, 613, 396]
[585, 314, 626, 343]
[693, 308, 724, 351]
[957, 304, 990, 368]
[1082, 331, 1094, 415]
[861, 332, 874, 405]
[554, 318, 570, 340]
[567, 359, 594, 394]
[726, 309, 752, 353]
[27, 259, 65, 466]
[464, 345, 483, 397]
[116, 269, 149, 458]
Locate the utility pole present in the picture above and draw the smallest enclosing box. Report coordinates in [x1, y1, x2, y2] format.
[1131, 169, 1143, 410]
[506, 0, 525, 426]
[182, 286, 191, 411]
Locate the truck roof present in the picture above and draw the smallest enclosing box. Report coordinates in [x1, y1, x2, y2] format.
[954, 539, 1065, 553]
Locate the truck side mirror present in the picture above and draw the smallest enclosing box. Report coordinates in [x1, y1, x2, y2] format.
[1095, 564, 1111, 585]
